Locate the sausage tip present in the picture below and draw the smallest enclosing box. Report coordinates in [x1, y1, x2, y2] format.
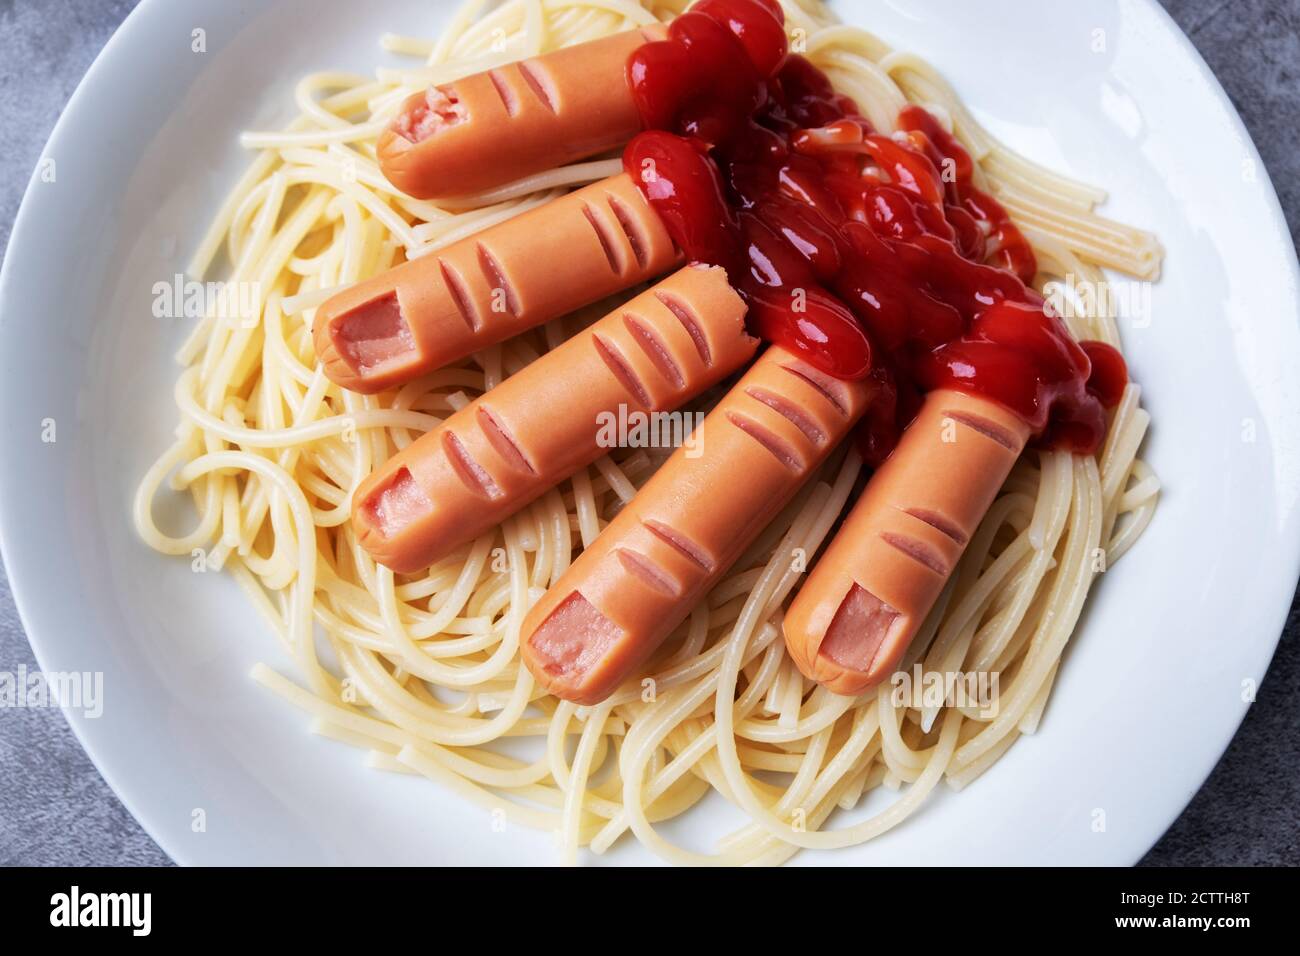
[803, 582, 907, 696]
[523, 591, 624, 703]
[312, 290, 421, 394]
[351, 466, 437, 574]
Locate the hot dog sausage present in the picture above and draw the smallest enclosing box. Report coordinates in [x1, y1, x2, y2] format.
[519, 346, 876, 705]
[353, 265, 756, 573]
[782, 389, 1032, 696]
[377, 26, 666, 200]
[312, 173, 679, 393]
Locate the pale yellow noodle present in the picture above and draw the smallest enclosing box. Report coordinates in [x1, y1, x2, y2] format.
[135, 0, 1162, 865]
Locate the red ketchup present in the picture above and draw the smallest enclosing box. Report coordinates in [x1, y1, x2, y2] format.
[623, 0, 1126, 461]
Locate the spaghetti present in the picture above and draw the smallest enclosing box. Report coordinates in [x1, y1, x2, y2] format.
[135, 0, 1161, 865]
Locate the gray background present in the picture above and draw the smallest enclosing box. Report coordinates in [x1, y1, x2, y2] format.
[1, 0, 1297, 866]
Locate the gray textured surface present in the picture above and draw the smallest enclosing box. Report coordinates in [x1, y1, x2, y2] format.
[0, 0, 1297, 867]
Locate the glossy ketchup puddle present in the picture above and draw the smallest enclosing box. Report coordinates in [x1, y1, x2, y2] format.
[622, 0, 1125, 462]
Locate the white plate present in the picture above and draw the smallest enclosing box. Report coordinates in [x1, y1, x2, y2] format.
[1, 0, 1297, 866]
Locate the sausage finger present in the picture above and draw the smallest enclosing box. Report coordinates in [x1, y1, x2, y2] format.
[378, 26, 666, 199]
[782, 389, 1032, 696]
[520, 347, 875, 704]
[352, 265, 756, 573]
[312, 172, 679, 393]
